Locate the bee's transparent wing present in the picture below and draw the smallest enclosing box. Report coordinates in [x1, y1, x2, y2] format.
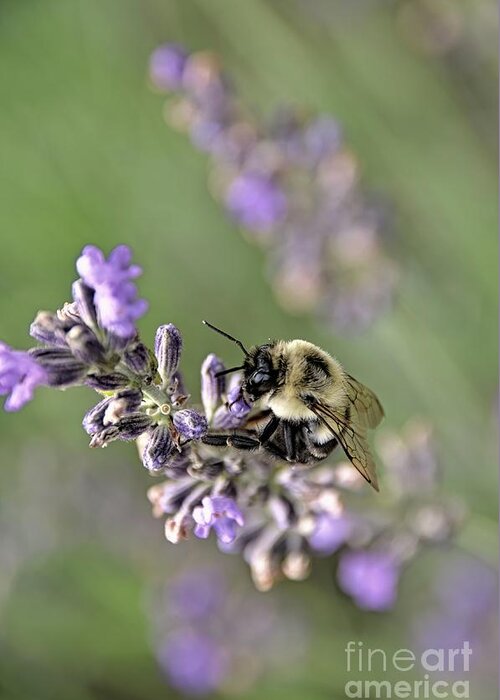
[344, 374, 384, 430]
[308, 400, 380, 491]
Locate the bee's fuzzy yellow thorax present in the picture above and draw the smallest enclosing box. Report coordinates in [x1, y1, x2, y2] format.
[265, 339, 347, 421]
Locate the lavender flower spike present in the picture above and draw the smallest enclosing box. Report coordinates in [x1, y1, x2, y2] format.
[173, 409, 208, 440]
[75, 244, 148, 339]
[193, 496, 244, 544]
[0, 343, 48, 411]
[155, 324, 182, 384]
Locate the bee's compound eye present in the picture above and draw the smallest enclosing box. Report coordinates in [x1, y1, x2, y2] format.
[247, 370, 272, 395]
[252, 371, 270, 385]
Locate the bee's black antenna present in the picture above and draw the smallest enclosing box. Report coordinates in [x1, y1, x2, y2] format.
[215, 366, 244, 378]
[202, 320, 250, 356]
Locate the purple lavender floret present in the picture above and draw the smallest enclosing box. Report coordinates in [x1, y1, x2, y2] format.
[308, 513, 351, 555]
[173, 409, 208, 440]
[76, 244, 141, 287]
[149, 43, 189, 91]
[212, 380, 251, 428]
[227, 384, 251, 419]
[193, 496, 244, 544]
[158, 630, 227, 696]
[225, 173, 288, 233]
[76, 245, 148, 339]
[0, 343, 47, 411]
[337, 550, 400, 611]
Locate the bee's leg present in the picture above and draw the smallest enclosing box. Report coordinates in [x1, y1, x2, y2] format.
[202, 431, 261, 451]
[258, 415, 281, 445]
[282, 421, 304, 462]
[201, 433, 235, 447]
[227, 415, 281, 451]
[202, 415, 281, 452]
[280, 423, 326, 464]
[227, 433, 261, 450]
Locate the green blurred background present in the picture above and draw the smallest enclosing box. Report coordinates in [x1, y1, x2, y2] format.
[0, 1, 497, 699]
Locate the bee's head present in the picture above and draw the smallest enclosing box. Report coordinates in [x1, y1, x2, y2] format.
[243, 345, 276, 400]
[202, 321, 276, 400]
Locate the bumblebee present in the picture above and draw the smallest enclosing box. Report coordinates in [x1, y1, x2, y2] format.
[201, 321, 384, 491]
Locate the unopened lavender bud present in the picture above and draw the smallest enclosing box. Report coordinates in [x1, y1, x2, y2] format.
[29, 347, 87, 387]
[173, 409, 208, 440]
[103, 388, 143, 425]
[66, 325, 106, 364]
[165, 514, 191, 543]
[250, 553, 280, 593]
[147, 476, 195, 515]
[29, 311, 67, 347]
[201, 354, 225, 421]
[89, 425, 120, 447]
[116, 387, 143, 409]
[71, 279, 97, 328]
[116, 412, 152, 440]
[154, 324, 182, 383]
[142, 424, 174, 472]
[82, 396, 112, 435]
[123, 341, 157, 378]
[86, 372, 130, 391]
[282, 551, 311, 581]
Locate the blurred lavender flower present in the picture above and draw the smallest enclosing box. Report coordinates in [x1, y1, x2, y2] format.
[413, 554, 498, 682]
[337, 550, 399, 611]
[150, 44, 399, 333]
[226, 172, 288, 233]
[149, 43, 188, 91]
[160, 630, 228, 696]
[0, 344, 48, 411]
[152, 566, 308, 696]
[308, 512, 351, 555]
